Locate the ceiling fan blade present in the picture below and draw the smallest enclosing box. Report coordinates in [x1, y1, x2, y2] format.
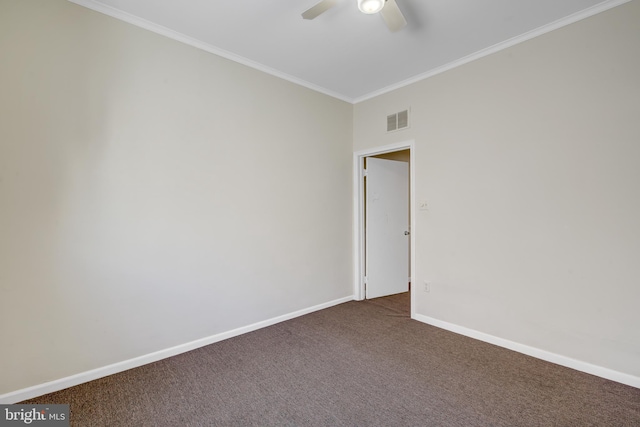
[302, 0, 338, 20]
[380, 0, 407, 32]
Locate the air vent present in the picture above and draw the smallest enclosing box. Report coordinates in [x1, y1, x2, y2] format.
[397, 109, 409, 129]
[387, 114, 397, 132]
[386, 109, 410, 132]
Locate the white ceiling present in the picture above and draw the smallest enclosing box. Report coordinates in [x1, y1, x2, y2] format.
[70, 0, 625, 103]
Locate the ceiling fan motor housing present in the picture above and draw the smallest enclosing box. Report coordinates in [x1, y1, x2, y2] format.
[358, 0, 386, 14]
[303, 0, 405, 32]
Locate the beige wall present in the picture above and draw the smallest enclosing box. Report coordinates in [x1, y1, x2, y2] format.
[354, 1, 640, 378]
[0, 0, 353, 395]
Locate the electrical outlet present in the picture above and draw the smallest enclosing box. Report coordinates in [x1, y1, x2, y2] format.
[424, 281, 430, 292]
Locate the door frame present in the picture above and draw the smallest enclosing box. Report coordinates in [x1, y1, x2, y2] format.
[353, 140, 416, 318]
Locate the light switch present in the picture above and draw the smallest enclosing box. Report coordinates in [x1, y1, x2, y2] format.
[419, 201, 428, 211]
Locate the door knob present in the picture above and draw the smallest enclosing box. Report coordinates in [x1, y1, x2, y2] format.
[404, 231, 410, 235]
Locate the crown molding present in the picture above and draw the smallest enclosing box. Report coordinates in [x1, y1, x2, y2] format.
[67, 0, 354, 103]
[68, 0, 630, 105]
[353, 0, 632, 103]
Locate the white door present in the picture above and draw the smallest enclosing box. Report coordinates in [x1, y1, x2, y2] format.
[366, 157, 409, 299]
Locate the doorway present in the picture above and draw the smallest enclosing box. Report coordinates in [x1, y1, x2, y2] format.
[353, 141, 415, 319]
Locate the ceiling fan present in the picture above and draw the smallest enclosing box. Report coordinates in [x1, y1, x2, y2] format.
[302, 0, 407, 32]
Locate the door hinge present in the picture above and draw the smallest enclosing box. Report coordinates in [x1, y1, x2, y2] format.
[363, 276, 367, 297]
[363, 168, 368, 177]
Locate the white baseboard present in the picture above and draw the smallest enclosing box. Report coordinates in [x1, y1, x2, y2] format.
[413, 313, 640, 389]
[0, 295, 354, 404]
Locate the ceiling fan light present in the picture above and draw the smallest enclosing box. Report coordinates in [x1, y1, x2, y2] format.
[358, 0, 385, 14]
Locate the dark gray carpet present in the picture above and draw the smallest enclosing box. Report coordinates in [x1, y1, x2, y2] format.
[24, 293, 640, 426]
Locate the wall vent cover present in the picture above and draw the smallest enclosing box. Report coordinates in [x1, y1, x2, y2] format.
[387, 109, 410, 132]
